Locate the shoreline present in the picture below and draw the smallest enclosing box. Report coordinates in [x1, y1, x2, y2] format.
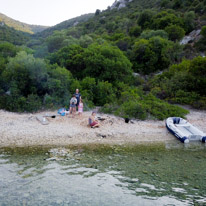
[0, 108, 206, 148]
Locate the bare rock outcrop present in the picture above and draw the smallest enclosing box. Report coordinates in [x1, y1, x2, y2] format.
[110, 0, 133, 10]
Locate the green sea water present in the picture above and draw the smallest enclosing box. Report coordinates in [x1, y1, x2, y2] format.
[0, 142, 206, 206]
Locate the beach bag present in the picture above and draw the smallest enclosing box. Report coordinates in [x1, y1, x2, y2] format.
[58, 108, 66, 116]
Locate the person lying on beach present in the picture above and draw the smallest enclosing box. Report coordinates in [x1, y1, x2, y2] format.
[70, 94, 77, 117]
[88, 112, 100, 128]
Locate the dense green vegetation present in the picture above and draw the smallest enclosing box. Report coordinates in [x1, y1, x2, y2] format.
[150, 56, 206, 109]
[0, 0, 206, 120]
[0, 24, 31, 45]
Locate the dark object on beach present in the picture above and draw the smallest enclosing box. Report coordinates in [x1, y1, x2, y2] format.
[125, 118, 130, 123]
[97, 117, 106, 121]
[44, 115, 56, 118]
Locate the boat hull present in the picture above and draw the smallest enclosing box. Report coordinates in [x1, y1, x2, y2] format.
[166, 117, 206, 143]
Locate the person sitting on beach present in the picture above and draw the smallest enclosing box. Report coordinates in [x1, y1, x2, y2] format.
[88, 112, 100, 128]
[70, 94, 77, 117]
[78, 99, 84, 117]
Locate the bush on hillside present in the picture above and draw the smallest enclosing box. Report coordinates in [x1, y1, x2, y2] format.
[0, 51, 74, 112]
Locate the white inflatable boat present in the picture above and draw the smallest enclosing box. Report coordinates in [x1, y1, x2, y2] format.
[166, 117, 206, 143]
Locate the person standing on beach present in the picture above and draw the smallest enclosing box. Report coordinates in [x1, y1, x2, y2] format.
[75, 89, 81, 110]
[70, 94, 77, 117]
[78, 99, 84, 117]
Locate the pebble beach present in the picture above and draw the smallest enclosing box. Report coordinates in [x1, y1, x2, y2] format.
[0, 108, 206, 147]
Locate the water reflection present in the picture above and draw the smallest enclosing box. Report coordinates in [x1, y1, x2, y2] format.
[0, 144, 206, 205]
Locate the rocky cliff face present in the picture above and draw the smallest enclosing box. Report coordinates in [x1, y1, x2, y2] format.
[110, 0, 133, 10]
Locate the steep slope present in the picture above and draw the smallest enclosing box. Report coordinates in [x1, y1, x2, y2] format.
[0, 13, 48, 34]
[0, 22, 30, 45]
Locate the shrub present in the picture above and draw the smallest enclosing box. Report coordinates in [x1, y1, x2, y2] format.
[140, 30, 168, 39]
[129, 25, 141, 37]
[165, 25, 185, 41]
[115, 100, 147, 120]
[94, 81, 115, 106]
[132, 37, 174, 74]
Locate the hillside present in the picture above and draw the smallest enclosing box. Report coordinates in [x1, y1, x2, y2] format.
[34, 13, 94, 38]
[0, 23, 30, 45]
[0, 0, 206, 116]
[0, 13, 48, 34]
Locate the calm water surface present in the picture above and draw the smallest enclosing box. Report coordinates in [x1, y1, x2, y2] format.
[0, 142, 206, 206]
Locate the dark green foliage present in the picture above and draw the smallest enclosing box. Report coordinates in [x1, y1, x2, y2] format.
[195, 26, 206, 52]
[150, 56, 206, 109]
[0, 24, 30, 45]
[132, 37, 181, 74]
[165, 25, 185, 41]
[101, 88, 188, 120]
[183, 11, 196, 33]
[51, 43, 133, 83]
[201, 26, 206, 38]
[152, 11, 184, 30]
[140, 30, 168, 39]
[138, 10, 155, 29]
[0, 41, 20, 58]
[83, 43, 133, 82]
[94, 81, 115, 106]
[49, 44, 85, 78]
[0, 51, 73, 112]
[129, 25, 141, 37]
[47, 31, 67, 53]
[95, 9, 101, 16]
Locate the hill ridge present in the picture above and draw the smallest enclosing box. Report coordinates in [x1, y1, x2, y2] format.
[0, 12, 49, 34]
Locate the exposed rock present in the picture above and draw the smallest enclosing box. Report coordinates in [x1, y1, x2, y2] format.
[110, 0, 133, 10]
[73, 21, 79, 26]
[180, 29, 202, 45]
[200, 52, 205, 57]
[0, 21, 5, 26]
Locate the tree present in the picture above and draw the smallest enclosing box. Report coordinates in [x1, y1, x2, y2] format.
[152, 11, 184, 30]
[132, 37, 174, 74]
[95, 9, 101, 16]
[0, 42, 19, 58]
[49, 44, 85, 79]
[165, 25, 185, 41]
[94, 81, 115, 106]
[183, 11, 196, 33]
[201, 26, 206, 38]
[138, 10, 154, 29]
[140, 30, 168, 39]
[3, 51, 48, 96]
[46, 31, 66, 53]
[189, 56, 206, 95]
[83, 43, 133, 83]
[129, 25, 141, 37]
[0, 51, 74, 112]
